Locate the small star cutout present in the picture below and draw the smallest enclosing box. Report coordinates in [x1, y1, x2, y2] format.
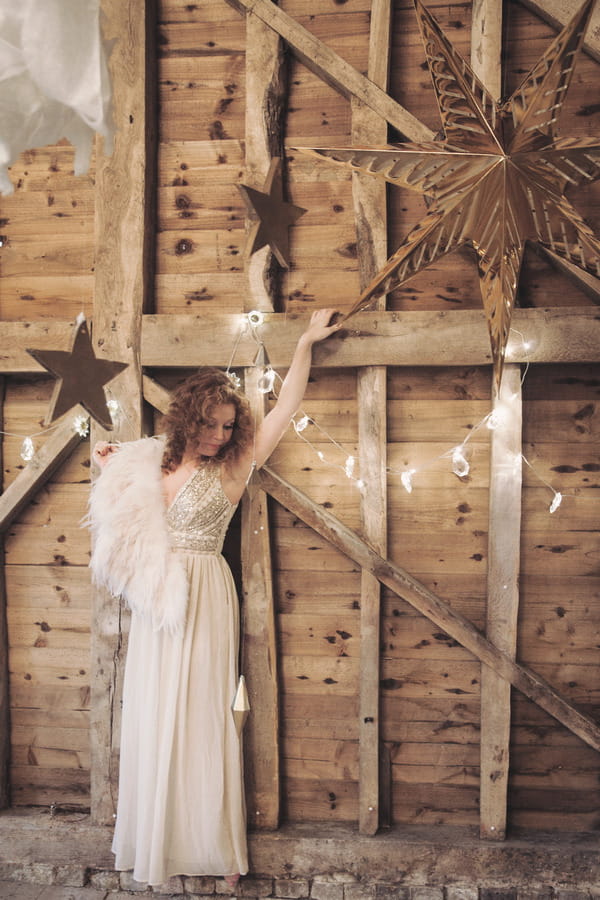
[27, 317, 128, 430]
[238, 157, 306, 268]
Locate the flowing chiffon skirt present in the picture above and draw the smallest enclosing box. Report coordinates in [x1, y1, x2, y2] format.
[112, 549, 248, 886]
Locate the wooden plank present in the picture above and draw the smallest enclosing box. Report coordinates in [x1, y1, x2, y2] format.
[0, 378, 9, 807]
[2, 308, 599, 373]
[470, 0, 513, 843]
[138, 308, 600, 369]
[238, 12, 286, 829]
[350, 0, 391, 837]
[223, 0, 433, 142]
[256, 466, 600, 752]
[89, 0, 158, 825]
[480, 366, 523, 839]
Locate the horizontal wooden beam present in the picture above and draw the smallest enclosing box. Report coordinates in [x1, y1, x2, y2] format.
[3, 308, 599, 373]
[141, 307, 598, 368]
[0, 407, 84, 534]
[223, 0, 432, 142]
[256, 465, 600, 754]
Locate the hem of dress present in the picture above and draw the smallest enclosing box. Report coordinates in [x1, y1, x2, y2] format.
[114, 863, 249, 886]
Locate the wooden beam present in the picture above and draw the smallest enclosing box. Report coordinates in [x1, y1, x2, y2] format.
[480, 367, 523, 840]
[471, 0, 502, 98]
[223, 0, 433, 142]
[139, 308, 600, 369]
[519, 0, 600, 63]
[90, 0, 158, 825]
[239, 12, 287, 831]
[471, 0, 518, 844]
[0, 378, 10, 808]
[0, 411, 84, 534]
[255, 466, 600, 753]
[4, 308, 600, 373]
[351, 0, 392, 837]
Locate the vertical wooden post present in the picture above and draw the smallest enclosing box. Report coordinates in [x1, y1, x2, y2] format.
[351, 0, 391, 836]
[90, 0, 158, 825]
[480, 367, 522, 838]
[240, 12, 287, 830]
[0, 378, 10, 809]
[470, 0, 522, 841]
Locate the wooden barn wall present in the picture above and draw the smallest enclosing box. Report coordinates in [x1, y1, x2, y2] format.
[0, 139, 96, 806]
[0, 0, 598, 837]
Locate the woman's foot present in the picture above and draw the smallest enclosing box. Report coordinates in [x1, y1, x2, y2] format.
[224, 873, 240, 888]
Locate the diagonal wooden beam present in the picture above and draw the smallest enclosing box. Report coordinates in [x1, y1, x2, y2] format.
[519, 0, 600, 63]
[255, 465, 600, 754]
[0, 408, 84, 534]
[223, 0, 433, 141]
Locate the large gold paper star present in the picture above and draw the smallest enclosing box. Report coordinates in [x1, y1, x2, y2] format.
[27, 317, 127, 430]
[299, 0, 600, 384]
[238, 157, 306, 268]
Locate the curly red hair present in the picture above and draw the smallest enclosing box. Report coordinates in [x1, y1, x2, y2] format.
[161, 369, 254, 471]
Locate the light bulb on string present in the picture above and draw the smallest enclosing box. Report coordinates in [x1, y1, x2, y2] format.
[20, 437, 35, 462]
[294, 415, 310, 434]
[451, 446, 470, 478]
[106, 398, 120, 424]
[257, 366, 276, 394]
[401, 468, 416, 494]
[344, 455, 355, 479]
[549, 492, 563, 514]
[486, 411, 500, 431]
[247, 309, 265, 328]
[227, 370, 242, 391]
[253, 343, 276, 394]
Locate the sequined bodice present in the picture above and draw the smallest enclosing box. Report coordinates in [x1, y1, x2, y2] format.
[166, 464, 237, 554]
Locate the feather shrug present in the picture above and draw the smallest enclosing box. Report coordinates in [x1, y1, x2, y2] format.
[86, 436, 188, 634]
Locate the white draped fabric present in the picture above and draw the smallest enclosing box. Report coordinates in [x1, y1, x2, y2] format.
[0, 0, 113, 194]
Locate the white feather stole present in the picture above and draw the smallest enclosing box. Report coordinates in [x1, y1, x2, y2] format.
[85, 436, 188, 634]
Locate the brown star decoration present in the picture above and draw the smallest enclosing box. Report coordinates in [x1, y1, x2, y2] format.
[238, 156, 306, 268]
[27, 317, 128, 430]
[298, 0, 600, 385]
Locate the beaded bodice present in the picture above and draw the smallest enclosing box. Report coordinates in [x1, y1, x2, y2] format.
[166, 464, 237, 554]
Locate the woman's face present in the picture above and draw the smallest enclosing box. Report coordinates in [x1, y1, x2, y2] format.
[193, 402, 236, 457]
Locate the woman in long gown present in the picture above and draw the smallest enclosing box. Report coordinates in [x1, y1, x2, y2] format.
[88, 309, 340, 887]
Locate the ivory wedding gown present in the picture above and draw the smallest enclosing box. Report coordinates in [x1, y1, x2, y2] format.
[112, 463, 248, 886]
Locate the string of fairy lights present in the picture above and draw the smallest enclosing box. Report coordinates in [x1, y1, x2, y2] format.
[0, 309, 589, 516]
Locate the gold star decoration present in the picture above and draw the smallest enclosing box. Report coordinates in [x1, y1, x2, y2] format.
[238, 156, 306, 268]
[27, 317, 128, 430]
[298, 0, 600, 384]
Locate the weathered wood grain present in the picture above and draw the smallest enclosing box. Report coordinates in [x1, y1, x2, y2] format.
[224, 0, 432, 141]
[89, 0, 158, 824]
[258, 466, 600, 752]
